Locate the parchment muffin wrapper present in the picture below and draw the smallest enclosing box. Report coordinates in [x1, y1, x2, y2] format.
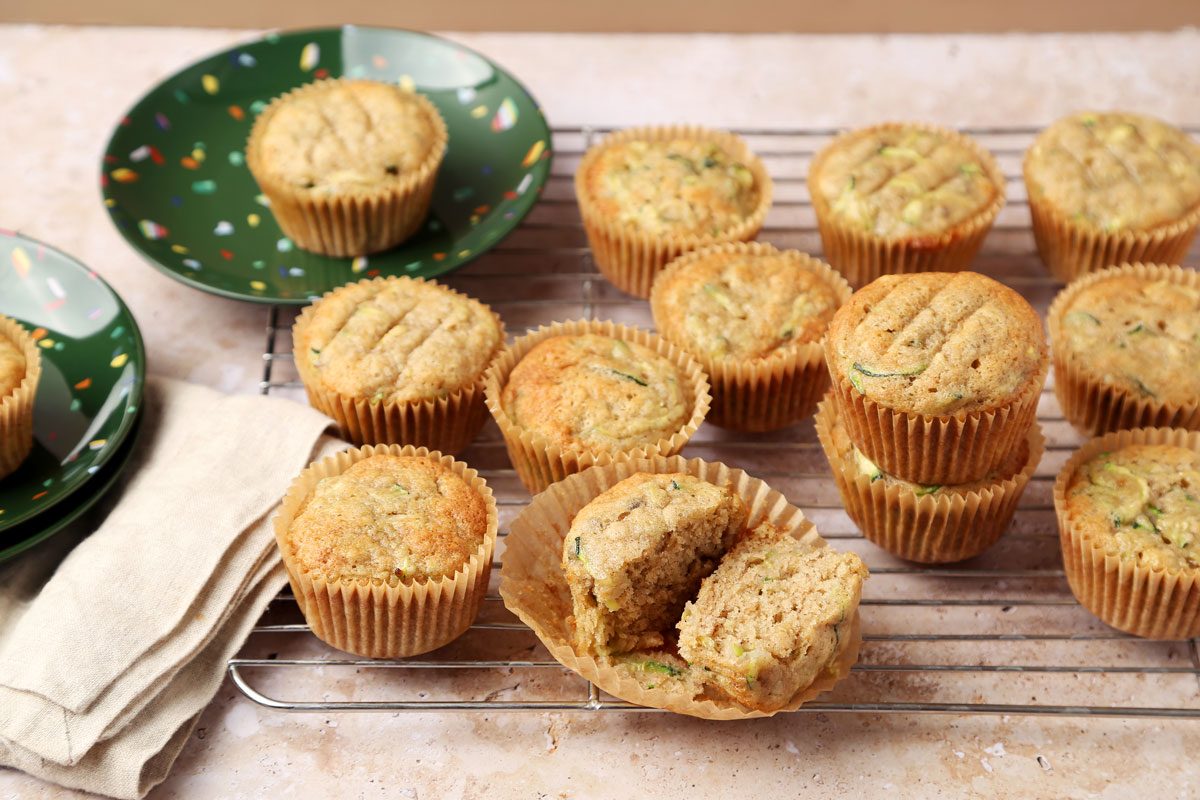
[499, 453, 865, 719]
[0, 315, 40, 481]
[274, 443, 498, 659]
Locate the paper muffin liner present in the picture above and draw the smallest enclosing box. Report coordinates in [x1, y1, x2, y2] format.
[273, 444, 498, 658]
[574, 125, 774, 299]
[1053, 427, 1200, 640]
[499, 453, 865, 719]
[807, 122, 1006, 288]
[649, 242, 853, 432]
[815, 395, 1043, 563]
[0, 316, 40, 481]
[483, 319, 711, 494]
[1047, 263, 1200, 437]
[246, 78, 448, 257]
[293, 276, 505, 455]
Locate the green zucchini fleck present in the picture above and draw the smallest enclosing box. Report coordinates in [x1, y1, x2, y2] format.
[1126, 375, 1156, 398]
[574, 536, 582, 558]
[610, 369, 648, 387]
[1127, 323, 1147, 335]
[392, 483, 408, 495]
[702, 156, 718, 169]
[642, 660, 682, 677]
[853, 449, 884, 483]
[1065, 311, 1101, 326]
[852, 362, 928, 378]
[915, 484, 941, 497]
[959, 163, 982, 176]
[848, 371, 865, 393]
[670, 480, 682, 491]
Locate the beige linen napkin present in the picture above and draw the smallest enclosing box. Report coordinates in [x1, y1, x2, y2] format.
[0, 377, 343, 798]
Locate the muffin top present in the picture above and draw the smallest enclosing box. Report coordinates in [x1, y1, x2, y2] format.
[1065, 444, 1200, 572]
[297, 278, 502, 405]
[826, 272, 1047, 416]
[580, 137, 762, 238]
[1057, 272, 1200, 406]
[0, 327, 26, 399]
[812, 125, 1000, 239]
[286, 455, 488, 582]
[501, 333, 688, 454]
[1025, 112, 1200, 232]
[251, 79, 444, 195]
[652, 248, 844, 361]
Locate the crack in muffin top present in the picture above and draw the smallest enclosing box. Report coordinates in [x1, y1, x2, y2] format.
[826, 272, 1047, 415]
[1025, 112, 1200, 232]
[0, 329, 26, 399]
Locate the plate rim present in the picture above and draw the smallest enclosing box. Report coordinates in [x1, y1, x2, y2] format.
[99, 24, 555, 306]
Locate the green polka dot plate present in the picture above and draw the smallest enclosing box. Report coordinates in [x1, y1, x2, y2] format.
[0, 232, 145, 533]
[101, 26, 553, 304]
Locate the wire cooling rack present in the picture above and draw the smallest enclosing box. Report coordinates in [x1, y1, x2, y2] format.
[229, 125, 1200, 718]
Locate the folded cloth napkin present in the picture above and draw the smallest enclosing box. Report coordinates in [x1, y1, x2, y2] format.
[0, 376, 342, 798]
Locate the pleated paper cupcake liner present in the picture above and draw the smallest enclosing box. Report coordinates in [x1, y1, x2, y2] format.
[483, 319, 711, 494]
[274, 444, 498, 659]
[808, 122, 1006, 288]
[575, 125, 774, 299]
[499, 453, 865, 719]
[246, 78, 448, 257]
[1053, 427, 1200, 640]
[815, 395, 1043, 564]
[0, 315, 40, 481]
[293, 276, 505, 454]
[650, 242, 852, 432]
[1048, 263, 1200, 437]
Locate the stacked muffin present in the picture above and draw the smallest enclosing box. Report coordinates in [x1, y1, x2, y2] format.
[816, 271, 1049, 563]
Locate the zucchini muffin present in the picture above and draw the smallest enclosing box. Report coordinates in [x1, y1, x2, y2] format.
[0, 315, 40, 481]
[809, 123, 1005, 287]
[293, 276, 504, 453]
[562, 472, 748, 655]
[650, 242, 852, 431]
[676, 523, 866, 712]
[276, 445, 498, 658]
[1025, 112, 1200, 282]
[247, 78, 447, 257]
[1055, 429, 1200, 639]
[575, 125, 772, 298]
[1049, 263, 1200, 436]
[825, 271, 1048, 484]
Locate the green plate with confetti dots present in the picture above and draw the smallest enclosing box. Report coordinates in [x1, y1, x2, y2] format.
[0, 232, 145, 533]
[100, 26, 553, 304]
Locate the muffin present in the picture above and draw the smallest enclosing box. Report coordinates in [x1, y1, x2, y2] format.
[246, 78, 447, 257]
[274, 444, 498, 658]
[808, 122, 1005, 287]
[815, 395, 1043, 563]
[650, 242, 852, 431]
[1054, 428, 1200, 639]
[563, 472, 747, 655]
[1025, 112, 1200, 283]
[483, 319, 710, 494]
[293, 276, 504, 454]
[0, 315, 40, 481]
[575, 125, 773, 298]
[825, 271, 1048, 484]
[1048, 262, 1200, 436]
[676, 522, 866, 713]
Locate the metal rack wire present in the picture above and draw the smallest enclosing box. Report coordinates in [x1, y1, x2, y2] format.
[229, 125, 1200, 718]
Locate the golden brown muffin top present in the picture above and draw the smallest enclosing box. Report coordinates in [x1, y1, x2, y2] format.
[1057, 273, 1200, 407]
[1025, 112, 1200, 232]
[297, 278, 502, 405]
[286, 455, 488, 582]
[826, 272, 1047, 416]
[652, 248, 843, 361]
[580, 138, 761, 237]
[812, 125, 1000, 238]
[0, 328, 26, 399]
[1065, 444, 1200, 572]
[252, 79, 444, 195]
[501, 334, 688, 454]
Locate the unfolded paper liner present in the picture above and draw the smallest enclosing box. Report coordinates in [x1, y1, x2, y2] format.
[293, 276, 506, 455]
[1053, 427, 1200, 640]
[649, 242, 853, 432]
[499, 453, 865, 719]
[273, 444, 498, 658]
[1047, 263, 1200, 437]
[483, 319, 711, 494]
[815, 395, 1043, 563]
[0, 315, 40, 481]
[574, 125, 774, 299]
[808, 122, 1006, 288]
[246, 78, 448, 257]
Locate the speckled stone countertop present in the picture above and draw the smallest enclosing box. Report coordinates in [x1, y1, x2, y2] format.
[1, 24, 1199, 800]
